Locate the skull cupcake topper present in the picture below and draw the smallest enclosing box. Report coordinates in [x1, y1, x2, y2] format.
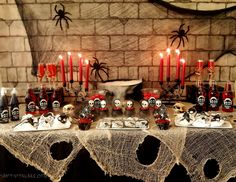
[126, 100, 134, 110]
[113, 99, 121, 109]
[148, 97, 156, 108]
[140, 100, 149, 110]
[88, 100, 94, 108]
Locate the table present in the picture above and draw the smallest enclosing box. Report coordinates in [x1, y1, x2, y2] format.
[0, 116, 236, 182]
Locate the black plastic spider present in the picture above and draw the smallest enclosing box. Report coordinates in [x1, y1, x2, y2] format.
[170, 24, 190, 48]
[90, 57, 109, 82]
[53, 3, 72, 31]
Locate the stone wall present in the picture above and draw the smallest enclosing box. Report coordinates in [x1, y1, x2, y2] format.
[0, 0, 235, 98]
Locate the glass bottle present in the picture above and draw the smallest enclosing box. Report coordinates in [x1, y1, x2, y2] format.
[39, 84, 48, 114]
[222, 81, 234, 112]
[0, 88, 9, 123]
[9, 88, 19, 121]
[25, 84, 37, 114]
[195, 80, 206, 112]
[208, 80, 219, 111]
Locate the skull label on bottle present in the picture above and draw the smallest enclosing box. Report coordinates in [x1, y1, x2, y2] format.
[52, 100, 60, 109]
[39, 99, 48, 110]
[197, 95, 205, 106]
[11, 107, 19, 120]
[27, 101, 36, 112]
[223, 98, 232, 109]
[0, 109, 9, 122]
[209, 97, 218, 108]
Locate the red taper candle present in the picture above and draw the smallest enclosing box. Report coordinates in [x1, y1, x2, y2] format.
[85, 59, 90, 91]
[78, 53, 83, 85]
[181, 58, 186, 89]
[175, 49, 181, 81]
[59, 55, 66, 87]
[166, 48, 171, 82]
[68, 52, 73, 83]
[208, 59, 214, 72]
[159, 53, 164, 85]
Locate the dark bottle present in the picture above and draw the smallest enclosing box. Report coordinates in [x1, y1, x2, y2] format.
[51, 87, 62, 112]
[39, 84, 48, 114]
[208, 80, 219, 111]
[25, 84, 37, 114]
[195, 80, 206, 112]
[0, 88, 9, 123]
[9, 88, 19, 121]
[222, 81, 234, 112]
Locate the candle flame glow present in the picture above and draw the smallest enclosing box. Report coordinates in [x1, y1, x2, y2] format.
[180, 58, 185, 63]
[67, 52, 71, 56]
[166, 48, 171, 54]
[159, 53, 163, 58]
[85, 59, 89, 64]
[59, 55, 63, 59]
[78, 53, 82, 58]
[175, 49, 180, 55]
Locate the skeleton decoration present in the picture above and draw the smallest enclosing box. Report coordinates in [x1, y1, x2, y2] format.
[100, 100, 108, 111]
[125, 100, 135, 117]
[112, 99, 123, 117]
[88, 100, 95, 110]
[173, 102, 186, 115]
[63, 104, 75, 116]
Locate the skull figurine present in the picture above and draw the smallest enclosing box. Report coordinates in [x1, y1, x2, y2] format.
[155, 99, 162, 108]
[100, 100, 107, 109]
[126, 100, 134, 109]
[148, 97, 156, 108]
[63, 104, 75, 116]
[88, 100, 94, 108]
[140, 100, 149, 110]
[113, 99, 121, 108]
[173, 103, 186, 115]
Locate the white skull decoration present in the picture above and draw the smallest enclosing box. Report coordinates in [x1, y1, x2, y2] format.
[100, 100, 107, 109]
[63, 104, 75, 115]
[155, 99, 162, 108]
[173, 103, 186, 114]
[88, 100, 94, 108]
[141, 100, 149, 109]
[114, 99, 121, 107]
[126, 100, 133, 108]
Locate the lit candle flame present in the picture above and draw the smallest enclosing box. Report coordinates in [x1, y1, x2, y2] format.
[85, 59, 89, 64]
[67, 52, 71, 56]
[180, 58, 185, 63]
[166, 48, 171, 54]
[78, 53, 82, 58]
[175, 49, 180, 55]
[59, 55, 63, 59]
[159, 53, 163, 58]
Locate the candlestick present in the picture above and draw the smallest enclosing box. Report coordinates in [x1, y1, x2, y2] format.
[166, 48, 171, 82]
[78, 53, 83, 85]
[159, 53, 164, 85]
[59, 55, 66, 87]
[175, 49, 181, 82]
[85, 59, 90, 91]
[208, 59, 214, 72]
[180, 59, 186, 89]
[68, 52, 73, 84]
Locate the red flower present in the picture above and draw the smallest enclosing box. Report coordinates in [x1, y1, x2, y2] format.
[90, 94, 105, 100]
[143, 92, 160, 100]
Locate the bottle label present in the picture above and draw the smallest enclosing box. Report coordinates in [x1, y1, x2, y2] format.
[0, 109, 9, 122]
[39, 99, 48, 110]
[197, 95, 205, 106]
[209, 97, 218, 108]
[11, 107, 19, 120]
[52, 100, 60, 109]
[223, 98, 232, 109]
[28, 101, 36, 112]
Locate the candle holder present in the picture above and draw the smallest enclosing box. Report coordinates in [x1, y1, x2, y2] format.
[63, 81, 87, 102]
[159, 80, 185, 104]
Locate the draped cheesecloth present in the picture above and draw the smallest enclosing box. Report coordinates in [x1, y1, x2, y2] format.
[0, 119, 236, 182]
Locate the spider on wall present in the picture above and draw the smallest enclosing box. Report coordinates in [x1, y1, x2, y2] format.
[53, 3, 72, 31]
[170, 24, 190, 48]
[90, 57, 109, 82]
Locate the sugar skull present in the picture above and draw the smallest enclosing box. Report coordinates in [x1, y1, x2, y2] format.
[141, 100, 149, 109]
[155, 99, 162, 108]
[100, 100, 107, 109]
[88, 100, 94, 108]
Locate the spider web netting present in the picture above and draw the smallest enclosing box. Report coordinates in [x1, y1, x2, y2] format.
[0, 109, 236, 182]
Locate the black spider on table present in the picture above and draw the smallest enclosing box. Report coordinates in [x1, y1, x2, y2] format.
[52, 3, 72, 31]
[90, 57, 109, 82]
[170, 24, 190, 48]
